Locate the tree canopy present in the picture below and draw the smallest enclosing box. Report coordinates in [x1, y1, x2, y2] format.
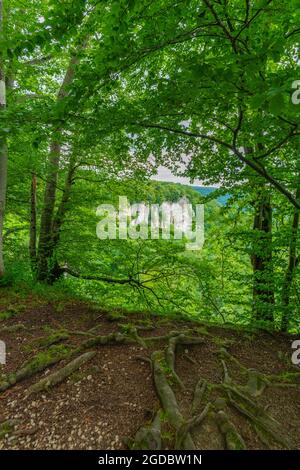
[0, 0, 300, 332]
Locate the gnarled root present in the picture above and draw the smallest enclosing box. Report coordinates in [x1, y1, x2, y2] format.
[191, 378, 208, 415]
[218, 348, 291, 449]
[165, 334, 205, 388]
[131, 411, 162, 450]
[243, 369, 268, 397]
[176, 403, 211, 449]
[27, 351, 96, 395]
[79, 332, 133, 350]
[215, 410, 246, 450]
[0, 346, 72, 392]
[0, 332, 131, 394]
[151, 350, 195, 449]
[227, 394, 290, 448]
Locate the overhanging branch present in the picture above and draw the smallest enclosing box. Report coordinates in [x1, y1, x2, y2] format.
[63, 265, 139, 286]
[135, 121, 300, 210]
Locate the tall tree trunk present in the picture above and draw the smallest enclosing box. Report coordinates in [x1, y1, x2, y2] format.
[36, 56, 78, 282]
[0, 0, 8, 279]
[281, 179, 300, 332]
[29, 173, 37, 270]
[0, 138, 7, 280]
[52, 156, 76, 248]
[46, 156, 77, 283]
[251, 189, 274, 323]
[36, 139, 61, 280]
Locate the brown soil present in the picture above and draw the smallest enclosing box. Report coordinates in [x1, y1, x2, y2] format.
[0, 291, 299, 450]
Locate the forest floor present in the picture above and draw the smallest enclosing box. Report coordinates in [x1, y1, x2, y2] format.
[0, 288, 299, 450]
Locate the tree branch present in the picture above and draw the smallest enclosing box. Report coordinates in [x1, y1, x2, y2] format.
[135, 121, 300, 210]
[63, 265, 139, 285]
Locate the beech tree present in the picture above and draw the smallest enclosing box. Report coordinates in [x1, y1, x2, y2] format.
[1, 0, 300, 330]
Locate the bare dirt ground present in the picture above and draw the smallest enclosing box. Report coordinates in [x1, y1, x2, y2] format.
[0, 289, 299, 450]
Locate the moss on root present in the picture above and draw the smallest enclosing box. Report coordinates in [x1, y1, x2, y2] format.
[0, 344, 72, 392]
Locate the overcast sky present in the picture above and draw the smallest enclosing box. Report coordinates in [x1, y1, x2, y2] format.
[151, 165, 205, 186]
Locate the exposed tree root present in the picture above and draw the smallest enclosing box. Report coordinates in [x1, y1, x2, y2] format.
[1, 320, 297, 450]
[215, 409, 246, 450]
[0, 328, 178, 395]
[78, 332, 134, 351]
[220, 349, 269, 397]
[131, 411, 162, 450]
[191, 378, 208, 415]
[223, 383, 274, 422]
[31, 331, 70, 350]
[147, 334, 222, 449]
[268, 382, 300, 388]
[165, 335, 185, 387]
[219, 347, 300, 393]
[217, 348, 293, 449]
[0, 330, 147, 395]
[49, 328, 97, 338]
[27, 351, 97, 395]
[267, 371, 300, 384]
[143, 329, 204, 345]
[0, 324, 26, 333]
[253, 424, 273, 449]
[220, 359, 231, 384]
[175, 403, 211, 449]
[227, 394, 290, 448]
[0, 345, 72, 392]
[126, 326, 147, 349]
[143, 330, 185, 344]
[219, 347, 248, 375]
[151, 350, 195, 449]
[136, 339, 295, 450]
[243, 369, 268, 397]
[165, 334, 205, 387]
[135, 355, 152, 366]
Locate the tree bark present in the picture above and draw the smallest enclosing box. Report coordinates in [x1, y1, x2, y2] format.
[52, 157, 76, 246]
[36, 56, 78, 281]
[0, 0, 8, 279]
[44, 156, 77, 283]
[29, 173, 37, 270]
[0, 134, 7, 280]
[251, 189, 274, 323]
[28, 351, 96, 395]
[281, 178, 300, 332]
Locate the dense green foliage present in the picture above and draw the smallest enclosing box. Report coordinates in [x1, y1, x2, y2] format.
[1, 0, 300, 332]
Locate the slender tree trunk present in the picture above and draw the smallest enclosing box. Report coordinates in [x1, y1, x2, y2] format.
[36, 140, 61, 280]
[251, 189, 274, 323]
[46, 156, 77, 283]
[0, 140, 7, 280]
[36, 56, 78, 282]
[281, 179, 300, 332]
[52, 156, 76, 247]
[0, 0, 8, 279]
[29, 173, 37, 270]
